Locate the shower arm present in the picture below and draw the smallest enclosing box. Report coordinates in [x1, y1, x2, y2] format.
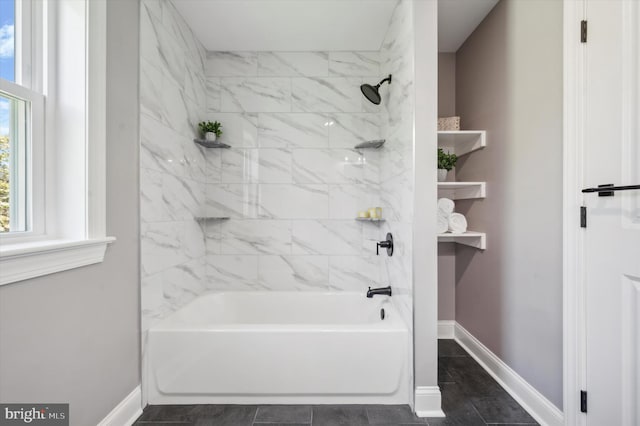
[376, 75, 392, 88]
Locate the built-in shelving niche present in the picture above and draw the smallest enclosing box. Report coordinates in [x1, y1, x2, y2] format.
[437, 130, 487, 250]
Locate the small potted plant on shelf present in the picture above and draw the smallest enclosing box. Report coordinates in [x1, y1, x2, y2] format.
[198, 121, 223, 142]
[437, 148, 457, 182]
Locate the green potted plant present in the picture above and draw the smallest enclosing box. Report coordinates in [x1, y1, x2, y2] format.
[437, 148, 457, 182]
[198, 121, 223, 142]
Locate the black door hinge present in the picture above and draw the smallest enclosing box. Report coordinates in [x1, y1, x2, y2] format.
[580, 206, 587, 228]
[581, 20, 588, 43]
[580, 390, 588, 413]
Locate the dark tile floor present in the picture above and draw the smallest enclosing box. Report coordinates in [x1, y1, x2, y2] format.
[434, 340, 538, 425]
[134, 340, 538, 426]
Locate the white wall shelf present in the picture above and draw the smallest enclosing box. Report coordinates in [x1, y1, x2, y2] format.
[437, 130, 487, 250]
[437, 182, 486, 200]
[438, 130, 486, 156]
[438, 232, 486, 250]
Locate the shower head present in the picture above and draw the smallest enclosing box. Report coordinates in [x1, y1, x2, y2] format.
[360, 74, 392, 105]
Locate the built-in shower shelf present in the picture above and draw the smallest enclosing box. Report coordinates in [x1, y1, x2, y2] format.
[195, 216, 230, 222]
[194, 139, 231, 148]
[355, 218, 386, 223]
[437, 131, 486, 156]
[438, 231, 486, 250]
[437, 182, 486, 200]
[354, 139, 385, 149]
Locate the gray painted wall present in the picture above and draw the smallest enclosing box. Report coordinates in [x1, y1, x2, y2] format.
[437, 53, 456, 321]
[437, 242, 456, 321]
[0, 1, 141, 424]
[438, 53, 456, 117]
[454, 0, 563, 408]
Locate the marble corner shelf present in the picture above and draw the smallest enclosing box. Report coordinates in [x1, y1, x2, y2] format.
[356, 217, 386, 223]
[437, 131, 486, 156]
[195, 216, 230, 222]
[354, 139, 385, 149]
[194, 139, 231, 148]
[438, 231, 486, 250]
[437, 182, 486, 200]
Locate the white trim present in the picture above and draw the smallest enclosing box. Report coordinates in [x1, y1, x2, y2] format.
[453, 323, 564, 426]
[414, 386, 445, 418]
[437, 320, 455, 339]
[562, 0, 587, 425]
[97, 386, 143, 426]
[0, 238, 114, 286]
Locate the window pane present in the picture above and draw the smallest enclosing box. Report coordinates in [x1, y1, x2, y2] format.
[0, 93, 27, 233]
[0, 0, 15, 82]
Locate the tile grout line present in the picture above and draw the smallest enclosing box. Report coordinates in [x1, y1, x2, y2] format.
[469, 394, 490, 425]
[251, 405, 260, 425]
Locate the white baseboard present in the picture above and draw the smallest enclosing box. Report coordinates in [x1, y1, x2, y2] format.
[453, 323, 564, 426]
[97, 385, 143, 426]
[437, 320, 455, 338]
[414, 386, 445, 418]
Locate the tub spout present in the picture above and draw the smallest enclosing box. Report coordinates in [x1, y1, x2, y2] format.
[367, 286, 392, 298]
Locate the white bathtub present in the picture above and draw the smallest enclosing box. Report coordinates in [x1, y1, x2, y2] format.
[147, 291, 410, 404]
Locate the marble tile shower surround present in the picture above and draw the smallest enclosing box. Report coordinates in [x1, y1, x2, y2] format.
[139, 0, 209, 331]
[379, 0, 415, 333]
[139, 0, 415, 335]
[204, 50, 389, 294]
[377, 0, 415, 401]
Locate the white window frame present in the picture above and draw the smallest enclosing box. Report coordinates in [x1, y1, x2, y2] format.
[0, 0, 45, 238]
[0, 0, 114, 286]
[0, 79, 45, 238]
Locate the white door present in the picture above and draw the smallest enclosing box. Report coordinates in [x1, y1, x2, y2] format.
[582, 0, 640, 425]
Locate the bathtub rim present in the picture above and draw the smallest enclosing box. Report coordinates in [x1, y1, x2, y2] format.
[150, 290, 407, 331]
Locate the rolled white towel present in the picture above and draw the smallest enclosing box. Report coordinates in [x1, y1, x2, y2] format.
[448, 213, 468, 233]
[437, 213, 449, 234]
[438, 198, 455, 217]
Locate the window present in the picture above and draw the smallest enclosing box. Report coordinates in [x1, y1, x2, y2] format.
[0, 0, 44, 237]
[0, 0, 112, 286]
[0, 93, 28, 233]
[0, 0, 14, 83]
[0, 0, 17, 232]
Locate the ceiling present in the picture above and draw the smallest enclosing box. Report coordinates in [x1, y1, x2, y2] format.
[173, 0, 498, 53]
[438, 0, 499, 52]
[172, 0, 398, 52]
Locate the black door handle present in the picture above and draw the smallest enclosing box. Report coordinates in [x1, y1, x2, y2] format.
[582, 184, 640, 197]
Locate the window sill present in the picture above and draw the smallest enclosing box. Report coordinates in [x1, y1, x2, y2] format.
[0, 237, 116, 286]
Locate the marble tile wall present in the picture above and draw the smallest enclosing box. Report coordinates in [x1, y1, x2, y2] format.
[379, 0, 415, 332]
[139, 0, 415, 332]
[140, 0, 208, 331]
[204, 51, 388, 293]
